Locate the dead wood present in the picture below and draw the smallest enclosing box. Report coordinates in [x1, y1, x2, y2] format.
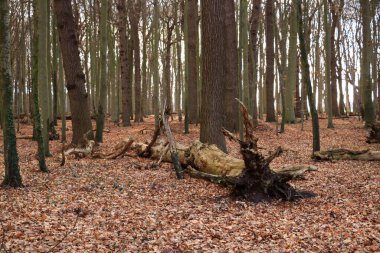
[367, 121, 380, 144]
[131, 99, 317, 201]
[314, 149, 380, 161]
[16, 135, 34, 140]
[92, 138, 134, 159]
[161, 102, 184, 179]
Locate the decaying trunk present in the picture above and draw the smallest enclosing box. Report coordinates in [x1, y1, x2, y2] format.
[314, 149, 380, 161]
[62, 101, 317, 201]
[132, 100, 317, 201]
[367, 122, 380, 144]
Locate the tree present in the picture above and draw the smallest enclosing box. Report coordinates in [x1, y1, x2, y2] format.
[54, 0, 94, 145]
[130, 0, 143, 123]
[37, 0, 51, 156]
[265, 0, 276, 122]
[249, 0, 261, 127]
[95, 0, 108, 142]
[223, 0, 239, 132]
[187, 0, 199, 124]
[117, 0, 132, 127]
[152, 0, 160, 128]
[0, 0, 23, 187]
[200, 0, 226, 152]
[323, 0, 334, 128]
[32, 0, 49, 172]
[360, 0, 375, 126]
[297, 0, 320, 152]
[330, 0, 340, 117]
[285, 0, 297, 123]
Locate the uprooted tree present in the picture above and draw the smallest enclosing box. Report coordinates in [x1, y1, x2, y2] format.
[62, 101, 317, 201]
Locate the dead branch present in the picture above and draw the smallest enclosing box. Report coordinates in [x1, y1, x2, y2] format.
[314, 149, 380, 161]
[92, 138, 134, 159]
[161, 103, 184, 179]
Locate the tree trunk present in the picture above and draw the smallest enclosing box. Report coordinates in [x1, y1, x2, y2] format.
[163, 19, 174, 115]
[330, 3, 340, 117]
[95, 0, 108, 142]
[130, 0, 143, 123]
[223, 0, 239, 132]
[323, 0, 334, 128]
[285, 1, 297, 123]
[360, 0, 375, 126]
[297, 0, 320, 152]
[152, 0, 160, 128]
[54, 0, 94, 145]
[265, 0, 276, 122]
[200, 0, 227, 152]
[249, 0, 261, 127]
[187, 0, 199, 124]
[0, 0, 23, 187]
[116, 0, 132, 127]
[37, 0, 51, 155]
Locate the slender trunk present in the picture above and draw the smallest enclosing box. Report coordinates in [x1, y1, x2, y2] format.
[223, 0, 239, 132]
[249, 0, 261, 127]
[130, 0, 143, 122]
[175, 1, 182, 121]
[324, 0, 334, 128]
[265, 0, 275, 122]
[360, 0, 375, 126]
[330, 4, 340, 117]
[153, 0, 160, 128]
[32, 0, 49, 171]
[285, 1, 297, 123]
[95, 0, 108, 142]
[187, 0, 198, 124]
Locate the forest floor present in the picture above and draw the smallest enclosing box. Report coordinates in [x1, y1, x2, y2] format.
[0, 116, 379, 252]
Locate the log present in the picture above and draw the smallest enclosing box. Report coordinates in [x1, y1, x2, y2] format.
[131, 100, 317, 201]
[314, 149, 380, 161]
[131, 140, 316, 179]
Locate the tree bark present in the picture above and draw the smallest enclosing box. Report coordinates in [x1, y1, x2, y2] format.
[130, 0, 143, 123]
[95, 0, 108, 142]
[360, 0, 375, 126]
[265, 0, 276, 122]
[297, 0, 320, 152]
[116, 0, 132, 127]
[223, 0, 239, 132]
[249, 0, 261, 127]
[187, 0, 199, 124]
[0, 0, 23, 187]
[285, 1, 297, 123]
[200, 0, 227, 152]
[54, 0, 93, 145]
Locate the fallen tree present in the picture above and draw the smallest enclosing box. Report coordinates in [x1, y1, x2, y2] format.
[131, 100, 317, 201]
[314, 149, 380, 161]
[61, 101, 317, 200]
